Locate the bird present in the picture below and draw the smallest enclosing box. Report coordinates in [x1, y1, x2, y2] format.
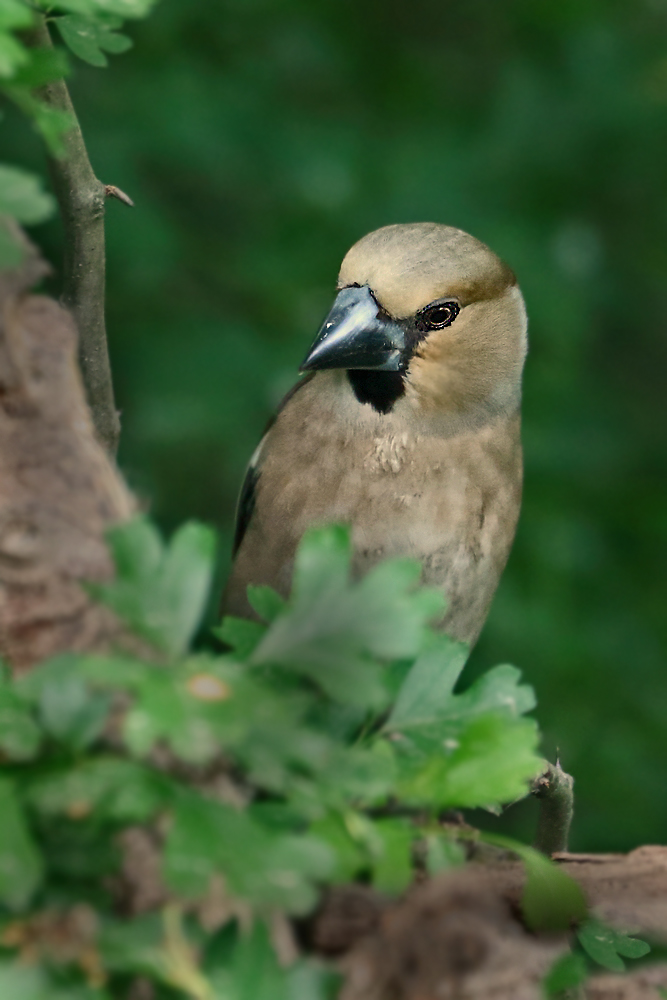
[222, 223, 527, 646]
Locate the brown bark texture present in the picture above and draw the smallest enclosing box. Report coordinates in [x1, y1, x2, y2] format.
[321, 846, 667, 1000]
[0, 232, 132, 673]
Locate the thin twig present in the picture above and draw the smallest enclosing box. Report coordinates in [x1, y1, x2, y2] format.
[26, 16, 120, 455]
[532, 760, 574, 856]
[105, 184, 135, 208]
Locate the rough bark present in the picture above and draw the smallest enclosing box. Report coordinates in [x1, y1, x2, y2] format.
[0, 231, 132, 672]
[316, 847, 667, 1000]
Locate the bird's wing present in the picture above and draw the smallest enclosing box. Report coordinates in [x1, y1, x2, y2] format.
[231, 372, 316, 557]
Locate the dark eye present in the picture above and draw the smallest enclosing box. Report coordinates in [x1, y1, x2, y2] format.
[417, 300, 460, 331]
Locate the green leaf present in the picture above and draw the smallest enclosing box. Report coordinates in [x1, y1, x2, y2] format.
[370, 817, 414, 893]
[122, 668, 222, 763]
[251, 525, 443, 709]
[0, 961, 108, 1000]
[10, 46, 69, 88]
[90, 517, 217, 657]
[388, 650, 536, 741]
[0, 164, 56, 224]
[0, 964, 49, 1000]
[215, 615, 267, 658]
[397, 713, 542, 811]
[542, 951, 588, 997]
[0, 779, 43, 910]
[485, 835, 587, 931]
[247, 584, 286, 623]
[424, 832, 466, 874]
[0, 1, 34, 31]
[26, 758, 170, 822]
[164, 793, 333, 914]
[522, 848, 587, 932]
[0, 685, 41, 760]
[308, 814, 366, 882]
[99, 915, 165, 980]
[38, 673, 110, 750]
[288, 962, 343, 1000]
[56, 14, 132, 68]
[387, 634, 469, 731]
[208, 921, 289, 1000]
[0, 30, 29, 78]
[577, 918, 650, 972]
[36, 0, 158, 18]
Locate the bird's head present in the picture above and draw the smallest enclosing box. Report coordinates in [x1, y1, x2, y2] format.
[301, 223, 527, 424]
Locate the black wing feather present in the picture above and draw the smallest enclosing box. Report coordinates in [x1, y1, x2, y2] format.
[231, 372, 316, 558]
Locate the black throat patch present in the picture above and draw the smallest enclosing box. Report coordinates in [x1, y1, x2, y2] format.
[346, 370, 406, 414]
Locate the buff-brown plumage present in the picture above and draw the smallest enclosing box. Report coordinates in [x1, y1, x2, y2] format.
[223, 223, 526, 646]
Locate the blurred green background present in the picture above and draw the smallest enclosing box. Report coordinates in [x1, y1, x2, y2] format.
[4, 0, 667, 852]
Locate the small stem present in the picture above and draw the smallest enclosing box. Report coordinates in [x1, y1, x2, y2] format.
[532, 760, 574, 856]
[26, 16, 120, 455]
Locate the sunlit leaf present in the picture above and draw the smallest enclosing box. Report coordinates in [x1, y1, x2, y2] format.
[397, 713, 542, 810]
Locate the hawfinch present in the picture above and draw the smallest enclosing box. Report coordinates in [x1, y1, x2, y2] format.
[223, 223, 527, 646]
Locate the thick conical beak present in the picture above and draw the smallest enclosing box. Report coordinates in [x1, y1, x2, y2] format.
[300, 285, 407, 372]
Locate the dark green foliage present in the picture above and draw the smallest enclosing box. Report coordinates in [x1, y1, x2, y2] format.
[0, 519, 575, 996]
[542, 951, 588, 998]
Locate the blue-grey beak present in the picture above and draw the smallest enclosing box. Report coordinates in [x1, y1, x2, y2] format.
[300, 285, 407, 372]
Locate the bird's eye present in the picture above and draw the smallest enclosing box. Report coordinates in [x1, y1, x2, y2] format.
[417, 300, 460, 331]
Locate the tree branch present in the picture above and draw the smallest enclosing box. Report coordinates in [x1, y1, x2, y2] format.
[532, 760, 574, 855]
[27, 16, 121, 456]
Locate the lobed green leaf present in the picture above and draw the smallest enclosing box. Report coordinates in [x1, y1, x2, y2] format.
[56, 14, 132, 68]
[577, 917, 651, 972]
[90, 517, 217, 658]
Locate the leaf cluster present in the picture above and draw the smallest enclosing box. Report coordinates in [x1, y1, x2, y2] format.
[0, 519, 549, 998]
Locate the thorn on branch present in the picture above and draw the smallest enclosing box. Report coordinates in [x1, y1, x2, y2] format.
[104, 184, 135, 208]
